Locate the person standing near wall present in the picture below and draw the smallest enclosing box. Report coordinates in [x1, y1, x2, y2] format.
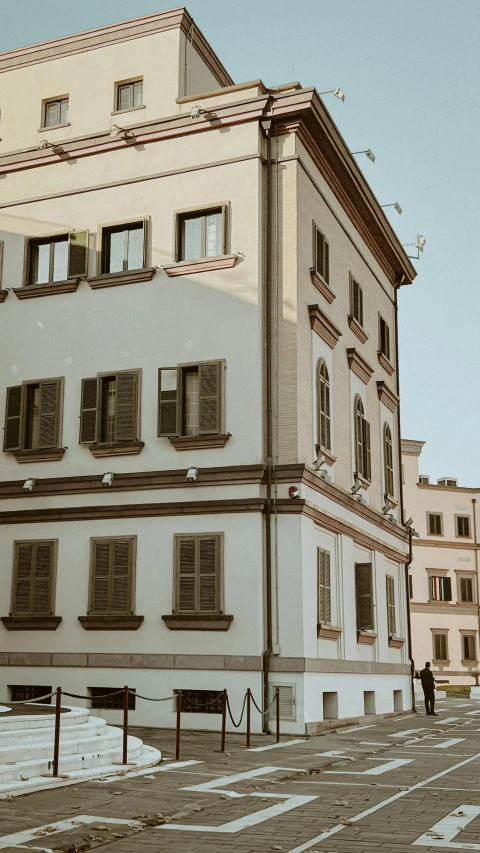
[420, 661, 437, 715]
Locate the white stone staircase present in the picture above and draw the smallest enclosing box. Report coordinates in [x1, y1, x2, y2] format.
[0, 704, 161, 797]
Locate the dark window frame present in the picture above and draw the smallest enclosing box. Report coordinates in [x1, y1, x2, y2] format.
[317, 548, 331, 626]
[455, 515, 471, 538]
[158, 360, 225, 438]
[115, 78, 143, 112]
[429, 575, 452, 602]
[313, 223, 330, 284]
[432, 631, 448, 662]
[90, 687, 136, 710]
[42, 96, 69, 128]
[88, 536, 136, 616]
[173, 532, 223, 616]
[354, 395, 371, 481]
[316, 359, 331, 452]
[79, 369, 141, 446]
[349, 274, 364, 327]
[3, 377, 64, 453]
[175, 689, 223, 714]
[378, 315, 391, 361]
[10, 685, 52, 704]
[383, 422, 394, 499]
[175, 204, 228, 262]
[11, 539, 58, 617]
[427, 512, 443, 536]
[462, 633, 477, 662]
[99, 220, 148, 275]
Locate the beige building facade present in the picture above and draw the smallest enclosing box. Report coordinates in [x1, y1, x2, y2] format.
[0, 9, 416, 732]
[402, 440, 480, 684]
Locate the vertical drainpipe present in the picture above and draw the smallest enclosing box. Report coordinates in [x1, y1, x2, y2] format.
[261, 112, 273, 734]
[394, 285, 416, 712]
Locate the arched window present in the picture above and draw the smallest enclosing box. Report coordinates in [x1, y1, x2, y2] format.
[383, 423, 394, 498]
[316, 359, 331, 451]
[354, 395, 371, 480]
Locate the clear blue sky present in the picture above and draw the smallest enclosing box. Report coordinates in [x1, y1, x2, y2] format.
[2, 1, 479, 485]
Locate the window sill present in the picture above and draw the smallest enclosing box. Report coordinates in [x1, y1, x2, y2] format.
[462, 660, 478, 666]
[428, 599, 452, 605]
[78, 615, 144, 630]
[38, 122, 71, 132]
[12, 279, 80, 299]
[377, 381, 399, 413]
[12, 447, 65, 463]
[432, 659, 450, 666]
[0, 290, 8, 303]
[111, 105, 146, 116]
[310, 269, 335, 303]
[88, 441, 144, 458]
[162, 614, 233, 631]
[308, 304, 342, 349]
[168, 434, 230, 451]
[357, 630, 377, 645]
[317, 623, 342, 640]
[163, 254, 238, 277]
[377, 351, 395, 376]
[1, 616, 62, 631]
[388, 635, 405, 649]
[348, 315, 368, 344]
[347, 348, 374, 385]
[88, 267, 156, 289]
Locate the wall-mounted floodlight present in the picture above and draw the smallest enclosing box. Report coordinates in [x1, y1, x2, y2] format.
[351, 478, 362, 495]
[190, 105, 206, 119]
[403, 235, 426, 259]
[109, 124, 136, 142]
[405, 517, 413, 528]
[102, 472, 114, 487]
[382, 202, 402, 215]
[382, 500, 394, 514]
[352, 149, 376, 162]
[313, 454, 326, 471]
[23, 478, 35, 492]
[186, 467, 198, 482]
[319, 470, 333, 483]
[319, 87, 345, 102]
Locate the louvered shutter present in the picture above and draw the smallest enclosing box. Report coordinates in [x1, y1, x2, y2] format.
[317, 548, 331, 625]
[38, 380, 60, 448]
[198, 537, 219, 613]
[316, 229, 324, 278]
[324, 239, 329, 284]
[269, 685, 296, 721]
[198, 361, 221, 434]
[177, 537, 196, 613]
[13, 543, 34, 614]
[364, 420, 371, 480]
[158, 368, 178, 436]
[444, 576, 452, 601]
[33, 543, 53, 615]
[385, 323, 390, 360]
[386, 575, 396, 636]
[115, 371, 137, 441]
[68, 230, 89, 278]
[355, 405, 363, 475]
[112, 539, 132, 613]
[4, 385, 23, 451]
[355, 563, 374, 631]
[91, 541, 111, 614]
[359, 286, 364, 326]
[79, 378, 98, 444]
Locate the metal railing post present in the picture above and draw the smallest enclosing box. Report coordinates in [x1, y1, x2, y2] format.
[175, 691, 182, 761]
[246, 689, 251, 748]
[276, 687, 280, 743]
[122, 685, 129, 764]
[221, 689, 227, 752]
[52, 686, 62, 777]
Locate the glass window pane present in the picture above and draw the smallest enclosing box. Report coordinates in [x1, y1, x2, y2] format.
[184, 370, 199, 436]
[182, 216, 203, 261]
[126, 226, 144, 270]
[25, 385, 41, 449]
[101, 377, 116, 442]
[205, 212, 222, 257]
[33, 243, 51, 284]
[45, 101, 60, 127]
[133, 80, 143, 107]
[60, 99, 69, 124]
[119, 85, 132, 111]
[52, 238, 68, 281]
[108, 231, 125, 273]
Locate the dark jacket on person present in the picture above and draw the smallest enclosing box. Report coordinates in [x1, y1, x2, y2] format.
[420, 667, 435, 691]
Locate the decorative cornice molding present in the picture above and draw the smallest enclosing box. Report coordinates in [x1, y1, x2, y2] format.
[163, 255, 238, 276]
[88, 268, 156, 289]
[88, 441, 145, 458]
[348, 315, 368, 344]
[346, 348, 374, 385]
[377, 381, 399, 413]
[308, 303, 342, 349]
[377, 351, 395, 376]
[12, 448, 66, 463]
[12, 280, 80, 299]
[168, 434, 230, 450]
[162, 614, 233, 631]
[310, 269, 335, 303]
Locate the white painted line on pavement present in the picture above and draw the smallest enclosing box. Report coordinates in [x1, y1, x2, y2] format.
[410, 738, 465, 749]
[287, 750, 480, 853]
[339, 724, 377, 733]
[389, 727, 428, 738]
[315, 750, 347, 757]
[360, 741, 392, 746]
[413, 804, 480, 848]
[95, 759, 202, 781]
[467, 710, 480, 715]
[160, 794, 318, 834]
[433, 717, 459, 724]
[181, 765, 302, 798]
[325, 757, 413, 776]
[0, 816, 139, 851]
[248, 739, 307, 752]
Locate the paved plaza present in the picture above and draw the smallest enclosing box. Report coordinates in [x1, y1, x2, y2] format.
[3, 698, 480, 851]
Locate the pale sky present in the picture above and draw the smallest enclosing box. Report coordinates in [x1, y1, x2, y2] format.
[2, 1, 479, 485]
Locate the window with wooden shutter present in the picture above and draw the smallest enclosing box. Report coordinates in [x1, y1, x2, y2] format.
[4, 379, 63, 452]
[355, 562, 374, 631]
[433, 632, 448, 662]
[89, 537, 135, 615]
[80, 371, 140, 446]
[68, 231, 89, 278]
[12, 541, 56, 616]
[354, 396, 371, 481]
[383, 423, 394, 498]
[25, 232, 87, 286]
[379, 316, 390, 360]
[314, 226, 329, 284]
[427, 513, 443, 536]
[317, 548, 331, 625]
[456, 515, 471, 538]
[429, 575, 452, 602]
[79, 378, 98, 444]
[459, 576, 474, 603]
[100, 221, 147, 274]
[462, 634, 477, 662]
[350, 275, 364, 326]
[316, 360, 331, 451]
[177, 206, 226, 261]
[174, 534, 222, 614]
[158, 361, 224, 438]
[386, 575, 396, 636]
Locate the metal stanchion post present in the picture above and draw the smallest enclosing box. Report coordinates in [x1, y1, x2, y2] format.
[122, 685, 129, 765]
[276, 687, 280, 743]
[246, 689, 251, 748]
[221, 689, 227, 752]
[52, 686, 62, 777]
[175, 691, 182, 761]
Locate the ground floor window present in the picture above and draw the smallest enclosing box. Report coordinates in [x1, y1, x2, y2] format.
[9, 684, 52, 703]
[89, 687, 135, 710]
[176, 689, 223, 714]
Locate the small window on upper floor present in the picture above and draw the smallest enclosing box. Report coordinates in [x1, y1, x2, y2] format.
[99, 221, 147, 274]
[43, 97, 69, 128]
[349, 274, 364, 327]
[314, 226, 329, 284]
[316, 359, 331, 452]
[4, 379, 63, 453]
[383, 423, 394, 499]
[176, 206, 226, 262]
[379, 316, 390, 361]
[354, 395, 371, 482]
[116, 79, 143, 112]
[456, 515, 471, 538]
[427, 512, 443, 536]
[419, 475, 430, 484]
[429, 574, 452, 602]
[25, 232, 88, 286]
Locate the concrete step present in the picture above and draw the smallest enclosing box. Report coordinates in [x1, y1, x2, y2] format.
[0, 724, 123, 763]
[0, 715, 106, 746]
[0, 705, 89, 732]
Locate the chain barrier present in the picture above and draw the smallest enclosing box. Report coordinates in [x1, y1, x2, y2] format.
[250, 691, 277, 717]
[226, 692, 247, 728]
[7, 691, 57, 705]
[131, 691, 176, 702]
[181, 691, 224, 710]
[62, 689, 125, 701]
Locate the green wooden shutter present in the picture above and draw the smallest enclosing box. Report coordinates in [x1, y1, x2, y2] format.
[68, 230, 89, 278]
[79, 378, 98, 444]
[158, 368, 178, 436]
[38, 380, 61, 448]
[317, 548, 331, 625]
[316, 228, 324, 278]
[111, 539, 132, 613]
[90, 541, 111, 614]
[115, 371, 138, 441]
[13, 543, 34, 614]
[4, 385, 23, 451]
[177, 537, 196, 613]
[386, 575, 396, 636]
[198, 361, 221, 434]
[198, 536, 219, 613]
[355, 563, 374, 631]
[33, 543, 54, 615]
